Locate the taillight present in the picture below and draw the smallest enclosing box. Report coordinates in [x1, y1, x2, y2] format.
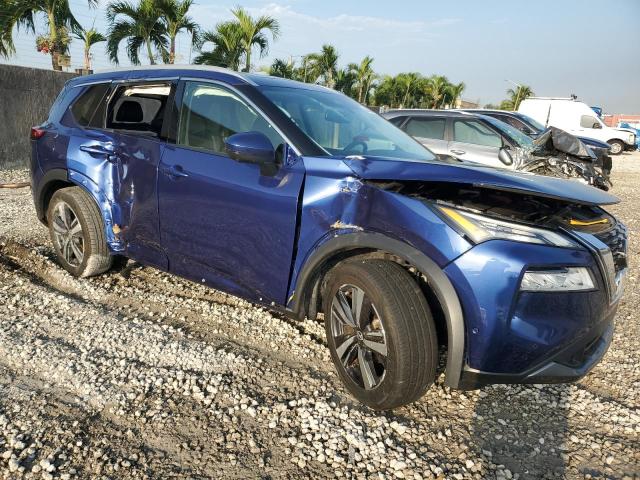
[30, 127, 45, 140]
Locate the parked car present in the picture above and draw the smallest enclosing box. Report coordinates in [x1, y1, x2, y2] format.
[518, 97, 636, 155]
[383, 110, 611, 189]
[458, 109, 613, 174]
[31, 66, 627, 409]
[617, 122, 640, 150]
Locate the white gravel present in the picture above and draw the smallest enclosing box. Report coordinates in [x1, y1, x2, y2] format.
[0, 153, 639, 479]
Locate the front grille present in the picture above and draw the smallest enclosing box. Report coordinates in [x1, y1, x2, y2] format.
[594, 221, 628, 273]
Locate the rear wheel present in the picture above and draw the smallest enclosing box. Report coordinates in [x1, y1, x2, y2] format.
[608, 140, 624, 155]
[47, 187, 114, 278]
[323, 259, 438, 410]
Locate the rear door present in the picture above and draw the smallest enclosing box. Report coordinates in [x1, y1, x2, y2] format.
[402, 116, 448, 155]
[157, 79, 305, 305]
[448, 118, 506, 168]
[65, 80, 174, 269]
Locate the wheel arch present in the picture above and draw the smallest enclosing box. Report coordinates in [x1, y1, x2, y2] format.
[289, 232, 465, 388]
[34, 168, 73, 224]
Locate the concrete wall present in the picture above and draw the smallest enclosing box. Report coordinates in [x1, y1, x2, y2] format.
[0, 64, 77, 170]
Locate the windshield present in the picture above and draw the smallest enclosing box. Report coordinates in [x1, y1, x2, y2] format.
[515, 112, 546, 132]
[483, 115, 536, 148]
[259, 86, 437, 162]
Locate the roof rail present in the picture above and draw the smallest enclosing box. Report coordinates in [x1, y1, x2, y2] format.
[525, 96, 576, 101]
[94, 64, 254, 84]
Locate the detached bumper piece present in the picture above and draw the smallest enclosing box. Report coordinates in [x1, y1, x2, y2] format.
[458, 320, 614, 390]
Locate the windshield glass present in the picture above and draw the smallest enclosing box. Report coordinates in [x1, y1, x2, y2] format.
[483, 115, 535, 148]
[515, 112, 545, 132]
[259, 86, 437, 162]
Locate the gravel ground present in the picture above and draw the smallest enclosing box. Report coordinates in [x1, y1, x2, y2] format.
[0, 154, 639, 479]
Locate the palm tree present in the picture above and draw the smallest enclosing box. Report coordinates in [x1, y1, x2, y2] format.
[353, 56, 376, 104]
[75, 25, 106, 71]
[335, 65, 357, 97]
[425, 75, 450, 108]
[446, 81, 466, 108]
[106, 0, 168, 65]
[506, 84, 533, 110]
[397, 72, 423, 108]
[305, 44, 339, 88]
[231, 6, 279, 73]
[157, 0, 198, 64]
[193, 21, 243, 70]
[269, 58, 296, 79]
[0, 0, 97, 70]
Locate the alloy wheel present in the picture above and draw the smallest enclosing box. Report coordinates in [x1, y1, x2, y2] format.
[51, 201, 84, 267]
[330, 284, 388, 390]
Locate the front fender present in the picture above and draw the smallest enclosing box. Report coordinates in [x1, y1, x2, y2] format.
[289, 231, 466, 389]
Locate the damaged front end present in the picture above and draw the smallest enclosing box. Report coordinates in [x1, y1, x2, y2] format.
[515, 127, 612, 191]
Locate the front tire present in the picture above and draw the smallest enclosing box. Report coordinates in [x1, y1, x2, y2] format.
[608, 140, 624, 155]
[323, 260, 438, 410]
[47, 187, 114, 278]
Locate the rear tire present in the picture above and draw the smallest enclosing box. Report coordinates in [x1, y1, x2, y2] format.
[608, 140, 624, 155]
[323, 259, 438, 410]
[47, 187, 114, 278]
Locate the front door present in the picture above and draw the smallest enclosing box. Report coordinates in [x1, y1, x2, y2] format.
[158, 80, 305, 305]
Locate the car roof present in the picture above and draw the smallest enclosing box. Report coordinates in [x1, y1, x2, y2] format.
[383, 109, 472, 118]
[67, 64, 332, 92]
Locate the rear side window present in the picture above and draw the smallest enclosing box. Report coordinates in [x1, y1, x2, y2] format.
[70, 83, 110, 128]
[106, 82, 172, 137]
[453, 120, 502, 147]
[405, 117, 446, 140]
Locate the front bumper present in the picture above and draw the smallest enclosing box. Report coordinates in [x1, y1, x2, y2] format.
[458, 310, 615, 389]
[444, 234, 625, 389]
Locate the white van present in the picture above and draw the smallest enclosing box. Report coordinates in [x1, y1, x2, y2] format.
[518, 97, 636, 154]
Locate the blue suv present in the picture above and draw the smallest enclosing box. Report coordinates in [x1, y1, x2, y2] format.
[30, 66, 627, 409]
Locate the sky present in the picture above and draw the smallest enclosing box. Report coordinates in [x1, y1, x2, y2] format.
[3, 0, 639, 112]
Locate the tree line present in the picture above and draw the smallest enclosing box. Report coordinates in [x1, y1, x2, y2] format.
[0, 0, 532, 109]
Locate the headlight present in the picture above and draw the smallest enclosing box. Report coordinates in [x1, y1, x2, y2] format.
[438, 206, 578, 248]
[520, 267, 594, 291]
[629, 134, 636, 144]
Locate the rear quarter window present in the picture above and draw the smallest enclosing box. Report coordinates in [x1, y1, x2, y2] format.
[69, 83, 110, 128]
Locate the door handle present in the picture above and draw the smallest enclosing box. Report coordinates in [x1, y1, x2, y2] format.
[450, 149, 466, 155]
[80, 145, 117, 162]
[163, 164, 189, 179]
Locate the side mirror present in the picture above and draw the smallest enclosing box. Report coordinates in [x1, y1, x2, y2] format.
[498, 146, 513, 166]
[225, 131, 276, 166]
[592, 122, 602, 129]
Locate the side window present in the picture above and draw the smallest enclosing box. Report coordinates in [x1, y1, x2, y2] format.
[177, 81, 284, 156]
[388, 116, 407, 127]
[453, 120, 502, 148]
[580, 115, 599, 129]
[69, 83, 110, 128]
[495, 114, 528, 132]
[405, 117, 446, 140]
[106, 82, 172, 137]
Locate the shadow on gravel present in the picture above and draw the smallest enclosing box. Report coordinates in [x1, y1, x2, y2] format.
[472, 384, 571, 479]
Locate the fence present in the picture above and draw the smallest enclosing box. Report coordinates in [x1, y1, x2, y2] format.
[0, 64, 77, 170]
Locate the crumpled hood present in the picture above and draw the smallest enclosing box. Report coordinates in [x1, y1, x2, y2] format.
[343, 156, 619, 206]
